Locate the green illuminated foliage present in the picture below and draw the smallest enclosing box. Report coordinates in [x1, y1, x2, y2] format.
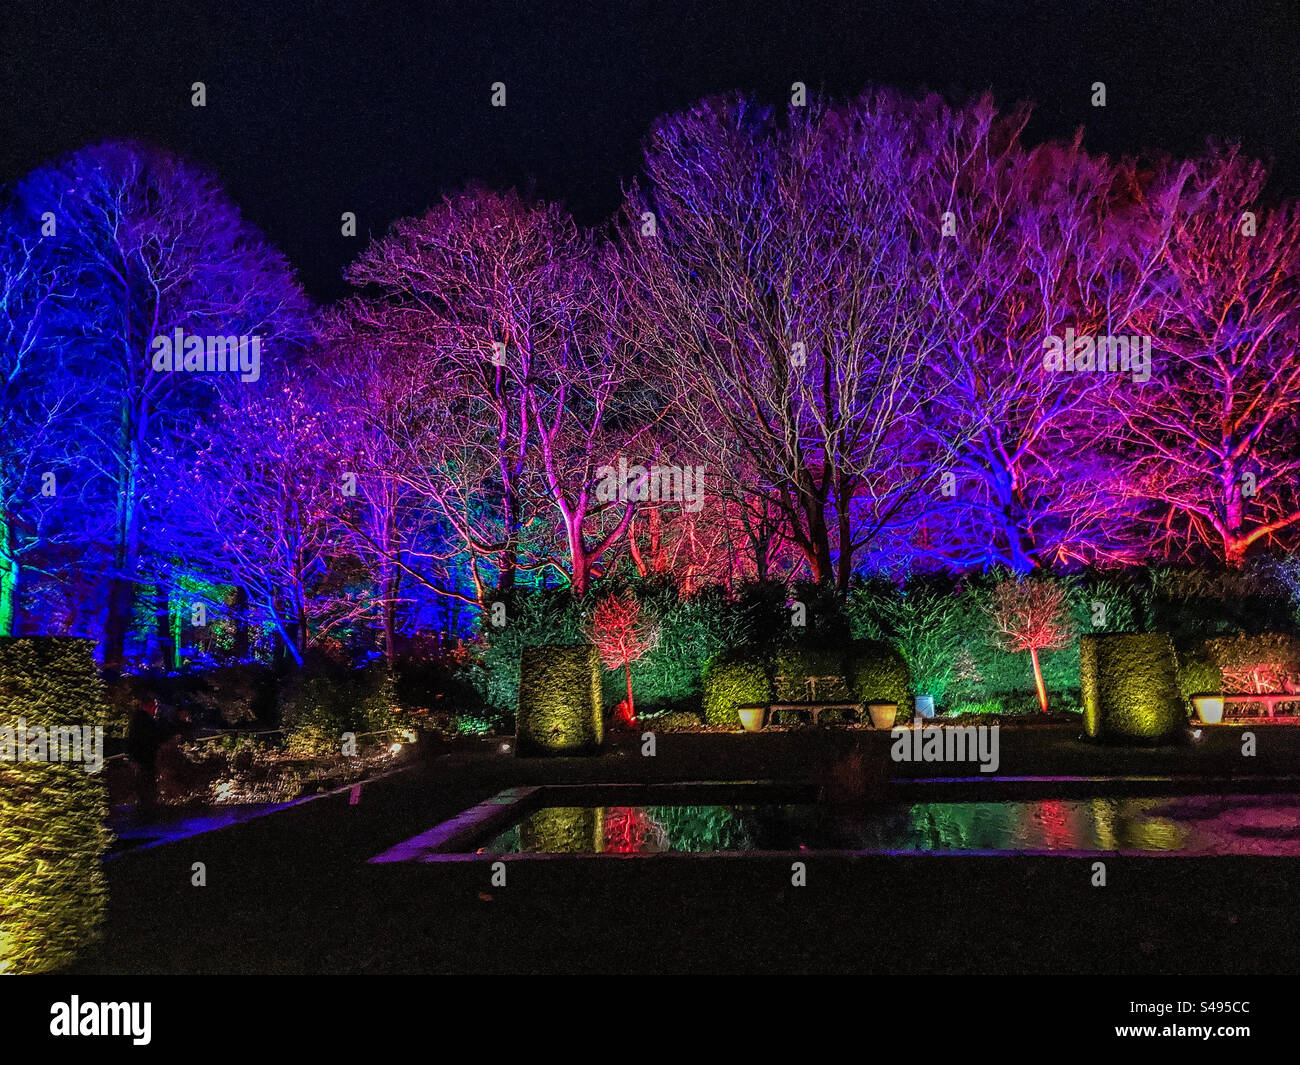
[0, 638, 111, 974]
[516, 644, 603, 755]
[701, 648, 772, 728]
[1081, 632, 1182, 742]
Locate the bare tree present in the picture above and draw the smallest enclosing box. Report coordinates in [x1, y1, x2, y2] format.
[1124, 148, 1300, 565]
[18, 142, 307, 667]
[624, 92, 939, 592]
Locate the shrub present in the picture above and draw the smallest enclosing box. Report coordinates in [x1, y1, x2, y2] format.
[847, 577, 964, 706]
[640, 709, 703, 731]
[515, 644, 603, 755]
[845, 639, 911, 723]
[1175, 645, 1222, 713]
[1081, 633, 1183, 742]
[283, 723, 340, 760]
[277, 663, 398, 740]
[470, 589, 586, 713]
[701, 647, 773, 728]
[627, 584, 743, 711]
[0, 638, 112, 974]
[773, 645, 853, 702]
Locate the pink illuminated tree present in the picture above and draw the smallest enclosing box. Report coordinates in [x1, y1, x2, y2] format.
[986, 576, 1074, 713]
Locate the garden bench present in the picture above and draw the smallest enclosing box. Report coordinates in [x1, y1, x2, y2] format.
[737, 702, 864, 728]
[1218, 666, 1300, 719]
[767, 702, 863, 727]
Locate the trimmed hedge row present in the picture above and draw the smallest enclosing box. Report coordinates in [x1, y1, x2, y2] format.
[701, 640, 910, 729]
[0, 638, 112, 974]
[515, 644, 603, 755]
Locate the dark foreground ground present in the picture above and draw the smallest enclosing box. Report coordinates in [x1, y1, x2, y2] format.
[73, 725, 1300, 974]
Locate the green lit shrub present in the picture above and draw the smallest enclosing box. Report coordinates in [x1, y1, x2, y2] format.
[277, 662, 398, 740]
[773, 645, 851, 700]
[847, 577, 963, 706]
[0, 638, 112, 974]
[846, 639, 911, 723]
[624, 584, 742, 711]
[471, 589, 586, 714]
[282, 723, 340, 760]
[701, 647, 772, 728]
[1081, 632, 1183, 742]
[1176, 645, 1222, 713]
[516, 644, 603, 755]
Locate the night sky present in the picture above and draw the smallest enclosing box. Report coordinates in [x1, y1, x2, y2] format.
[3, 0, 1298, 301]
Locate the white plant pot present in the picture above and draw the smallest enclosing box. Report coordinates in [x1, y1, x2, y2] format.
[1193, 695, 1224, 725]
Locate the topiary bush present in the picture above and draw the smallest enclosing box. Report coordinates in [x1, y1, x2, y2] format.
[1081, 632, 1183, 742]
[701, 647, 773, 728]
[0, 637, 112, 974]
[516, 644, 603, 755]
[845, 638, 911, 724]
[773, 645, 853, 702]
[1175, 644, 1222, 714]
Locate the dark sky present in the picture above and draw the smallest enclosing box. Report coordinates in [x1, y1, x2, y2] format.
[4, 0, 1299, 301]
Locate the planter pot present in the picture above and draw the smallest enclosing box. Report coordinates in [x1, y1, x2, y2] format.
[867, 702, 898, 730]
[914, 695, 935, 720]
[1192, 695, 1224, 725]
[737, 705, 766, 732]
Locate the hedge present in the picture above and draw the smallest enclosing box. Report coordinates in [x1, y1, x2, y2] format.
[1081, 632, 1183, 742]
[516, 644, 603, 755]
[701, 647, 772, 728]
[846, 639, 911, 724]
[0, 638, 112, 974]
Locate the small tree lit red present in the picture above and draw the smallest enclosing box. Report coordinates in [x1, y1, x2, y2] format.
[986, 577, 1074, 713]
[589, 592, 659, 725]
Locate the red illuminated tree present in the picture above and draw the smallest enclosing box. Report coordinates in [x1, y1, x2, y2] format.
[986, 576, 1074, 713]
[1124, 148, 1300, 566]
[589, 592, 659, 724]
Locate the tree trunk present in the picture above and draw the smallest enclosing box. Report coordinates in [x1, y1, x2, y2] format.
[1030, 646, 1049, 713]
[0, 511, 18, 637]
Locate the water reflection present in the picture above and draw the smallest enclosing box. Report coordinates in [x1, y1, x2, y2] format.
[481, 796, 1300, 855]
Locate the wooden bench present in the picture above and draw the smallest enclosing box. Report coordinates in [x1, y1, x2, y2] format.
[1221, 692, 1300, 718]
[1216, 666, 1300, 719]
[739, 702, 863, 728]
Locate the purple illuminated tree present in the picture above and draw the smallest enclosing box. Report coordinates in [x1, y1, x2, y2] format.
[625, 92, 938, 592]
[908, 94, 1174, 571]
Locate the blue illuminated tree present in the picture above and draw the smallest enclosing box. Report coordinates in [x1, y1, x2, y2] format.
[17, 142, 309, 667]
